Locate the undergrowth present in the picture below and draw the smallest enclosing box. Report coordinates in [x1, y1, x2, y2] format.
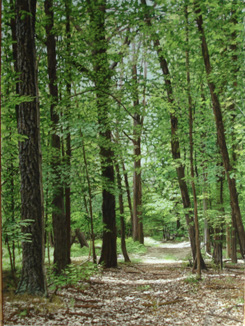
[47, 262, 100, 291]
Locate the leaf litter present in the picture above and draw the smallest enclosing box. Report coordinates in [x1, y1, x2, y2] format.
[4, 242, 244, 325]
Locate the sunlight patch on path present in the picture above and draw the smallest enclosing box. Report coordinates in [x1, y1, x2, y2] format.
[90, 276, 187, 285]
[144, 237, 191, 249]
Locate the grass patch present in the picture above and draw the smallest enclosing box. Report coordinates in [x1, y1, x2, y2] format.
[184, 275, 201, 284]
[136, 284, 152, 292]
[161, 253, 176, 260]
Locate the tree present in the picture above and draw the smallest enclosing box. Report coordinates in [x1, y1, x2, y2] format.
[15, 0, 46, 295]
[132, 42, 144, 244]
[185, 6, 201, 278]
[45, 0, 70, 273]
[87, 0, 117, 268]
[194, 0, 245, 258]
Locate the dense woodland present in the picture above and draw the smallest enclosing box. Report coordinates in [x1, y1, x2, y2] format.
[1, 0, 244, 297]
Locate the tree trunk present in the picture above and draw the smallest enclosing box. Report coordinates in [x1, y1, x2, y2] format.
[65, 0, 72, 265]
[231, 220, 237, 263]
[133, 115, 144, 244]
[15, 0, 46, 295]
[140, 0, 206, 268]
[132, 53, 144, 244]
[229, 7, 239, 264]
[194, 0, 245, 258]
[226, 225, 231, 259]
[213, 170, 225, 269]
[115, 163, 130, 262]
[122, 162, 133, 235]
[81, 132, 97, 264]
[75, 229, 89, 248]
[186, 8, 201, 278]
[87, 0, 117, 268]
[45, 0, 69, 273]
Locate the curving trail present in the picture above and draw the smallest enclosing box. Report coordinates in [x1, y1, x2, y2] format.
[4, 238, 244, 325]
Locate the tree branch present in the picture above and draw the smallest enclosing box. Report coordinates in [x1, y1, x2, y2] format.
[110, 28, 131, 70]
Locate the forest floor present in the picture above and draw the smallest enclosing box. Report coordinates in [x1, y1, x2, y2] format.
[4, 239, 245, 326]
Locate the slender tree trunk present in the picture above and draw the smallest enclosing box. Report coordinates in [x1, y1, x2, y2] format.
[203, 200, 211, 255]
[186, 8, 201, 278]
[115, 163, 130, 262]
[65, 0, 72, 265]
[229, 6, 239, 264]
[140, 0, 206, 268]
[132, 114, 143, 244]
[213, 168, 225, 269]
[87, 0, 117, 268]
[9, 2, 18, 274]
[231, 219, 237, 263]
[122, 162, 133, 235]
[15, 0, 46, 295]
[45, 0, 69, 273]
[132, 51, 144, 244]
[194, 0, 245, 258]
[226, 225, 232, 259]
[81, 133, 97, 264]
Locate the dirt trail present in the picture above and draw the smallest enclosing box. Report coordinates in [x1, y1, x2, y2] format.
[123, 238, 192, 264]
[4, 239, 244, 326]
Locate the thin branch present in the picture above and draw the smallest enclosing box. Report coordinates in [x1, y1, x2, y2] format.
[207, 312, 242, 324]
[122, 130, 134, 143]
[68, 87, 137, 121]
[110, 28, 131, 70]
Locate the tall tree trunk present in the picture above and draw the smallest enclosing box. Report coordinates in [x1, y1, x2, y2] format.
[194, 0, 245, 258]
[229, 5, 239, 264]
[132, 50, 144, 244]
[87, 0, 117, 268]
[81, 133, 97, 264]
[213, 169, 225, 269]
[45, 0, 69, 273]
[115, 163, 130, 262]
[65, 0, 72, 265]
[140, 0, 206, 268]
[133, 115, 143, 244]
[15, 0, 46, 295]
[226, 225, 232, 259]
[231, 218, 237, 263]
[186, 7, 201, 278]
[122, 162, 133, 235]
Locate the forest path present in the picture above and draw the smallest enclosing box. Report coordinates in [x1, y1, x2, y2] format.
[119, 237, 192, 264]
[5, 239, 244, 326]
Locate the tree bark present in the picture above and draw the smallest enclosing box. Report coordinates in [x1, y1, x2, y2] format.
[65, 0, 72, 265]
[75, 229, 89, 248]
[132, 49, 144, 244]
[186, 7, 201, 278]
[122, 162, 133, 235]
[115, 161, 130, 262]
[133, 115, 143, 244]
[15, 0, 46, 295]
[213, 169, 225, 269]
[229, 5, 239, 264]
[226, 225, 231, 258]
[87, 0, 117, 268]
[81, 132, 97, 264]
[45, 0, 70, 273]
[194, 0, 245, 258]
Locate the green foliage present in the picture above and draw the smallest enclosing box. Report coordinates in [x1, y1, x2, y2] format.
[47, 262, 100, 291]
[1, 0, 244, 280]
[117, 238, 147, 255]
[184, 275, 201, 285]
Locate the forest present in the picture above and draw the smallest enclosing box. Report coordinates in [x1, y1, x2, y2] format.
[0, 0, 244, 325]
